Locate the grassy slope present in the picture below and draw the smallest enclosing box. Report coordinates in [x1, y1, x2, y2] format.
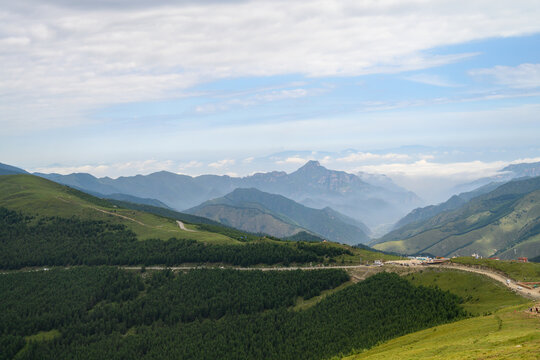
[451, 257, 540, 282]
[338, 247, 401, 264]
[0, 175, 237, 244]
[343, 269, 537, 360]
[0, 175, 394, 263]
[189, 203, 304, 238]
[374, 189, 540, 259]
[405, 269, 527, 315]
[293, 281, 354, 311]
[344, 307, 540, 360]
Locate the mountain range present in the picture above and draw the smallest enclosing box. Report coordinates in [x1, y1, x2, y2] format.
[373, 176, 540, 259]
[392, 182, 503, 230]
[0, 162, 28, 176]
[453, 161, 540, 194]
[35, 160, 422, 233]
[187, 187, 371, 244]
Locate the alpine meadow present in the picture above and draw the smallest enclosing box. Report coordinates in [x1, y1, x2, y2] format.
[2, 1, 540, 359]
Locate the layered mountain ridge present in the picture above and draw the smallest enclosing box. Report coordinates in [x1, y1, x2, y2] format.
[36, 160, 422, 232]
[373, 176, 540, 259]
[187, 187, 371, 245]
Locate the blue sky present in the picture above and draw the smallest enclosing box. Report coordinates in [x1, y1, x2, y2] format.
[1, 0, 540, 199]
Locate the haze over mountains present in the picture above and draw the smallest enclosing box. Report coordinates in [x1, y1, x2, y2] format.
[0, 162, 28, 176]
[453, 161, 540, 194]
[187, 188, 371, 244]
[373, 176, 540, 259]
[36, 160, 422, 236]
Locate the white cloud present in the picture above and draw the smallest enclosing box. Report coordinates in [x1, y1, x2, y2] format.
[470, 63, 540, 89]
[404, 73, 461, 87]
[31, 159, 176, 178]
[254, 88, 308, 102]
[208, 159, 236, 168]
[275, 156, 311, 165]
[2, 0, 540, 132]
[352, 159, 507, 180]
[177, 160, 203, 172]
[508, 157, 540, 165]
[319, 156, 333, 165]
[193, 85, 323, 114]
[336, 152, 410, 163]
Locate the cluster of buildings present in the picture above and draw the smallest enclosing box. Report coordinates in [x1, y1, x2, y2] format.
[471, 253, 528, 262]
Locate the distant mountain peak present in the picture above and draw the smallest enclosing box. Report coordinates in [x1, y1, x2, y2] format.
[295, 160, 326, 174]
[304, 160, 321, 167]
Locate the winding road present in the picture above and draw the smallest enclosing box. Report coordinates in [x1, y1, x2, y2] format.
[3, 261, 539, 301]
[438, 263, 540, 301]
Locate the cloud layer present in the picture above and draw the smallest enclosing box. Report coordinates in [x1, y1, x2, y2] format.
[471, 63, 540, 89]
[2, 0, 540, 132]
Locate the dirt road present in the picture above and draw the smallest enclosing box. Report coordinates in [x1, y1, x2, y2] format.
[92, 207, 147, 226]
[5, 260, 539, 301]
[122, 264, 375, 272]
[176, 220, 197, 232]
[438, 263, 540, 301]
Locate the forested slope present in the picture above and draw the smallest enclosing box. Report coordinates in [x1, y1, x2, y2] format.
[0, 207, 351, 268]
[1, 269, 464, 360]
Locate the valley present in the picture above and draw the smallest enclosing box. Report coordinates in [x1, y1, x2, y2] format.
[1, 165, 540, 360]
[373, 176, 540, 259]
[3, 2, 540, 358]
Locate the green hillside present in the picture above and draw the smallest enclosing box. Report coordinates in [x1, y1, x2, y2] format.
[0, 174, 236, 244]
[344, 268, 537, 360]
[187, 188, 370, 245]
[393, 182, 501, 230]
[450, 257, 540, 282]
[344, 307, 539, 360]
[405, 269, 528, 315]
[373, 177, 540, 259]
[0, 174, 368, 268]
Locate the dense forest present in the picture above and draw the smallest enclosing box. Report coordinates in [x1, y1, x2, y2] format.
[0, 207, 350, 269]
[0, 268, 465, 360]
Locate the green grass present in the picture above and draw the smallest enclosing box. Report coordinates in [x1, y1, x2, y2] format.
[25, 329, 61, 342]
[344, 305, 540, 360]
[14, 329, 62, 359]
[340, 268, 536, 359]
[335, 247, 402, 265]
[405, 269, 527, 315]
[293, 280, 354, 311]
[373, 185, 540, 260]
[372, 239, 409, 254]
[0, 175, 238, 244]
[0, 175, 406, 264]
[451, 257, 540, 282]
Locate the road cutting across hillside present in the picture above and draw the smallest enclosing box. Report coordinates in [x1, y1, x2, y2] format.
[438, 263, 540, 301]
[4, 260, 539, 301]
[176, 220, 197, 232]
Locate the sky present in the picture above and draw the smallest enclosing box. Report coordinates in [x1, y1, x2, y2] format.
[1, 0, 540, 200]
